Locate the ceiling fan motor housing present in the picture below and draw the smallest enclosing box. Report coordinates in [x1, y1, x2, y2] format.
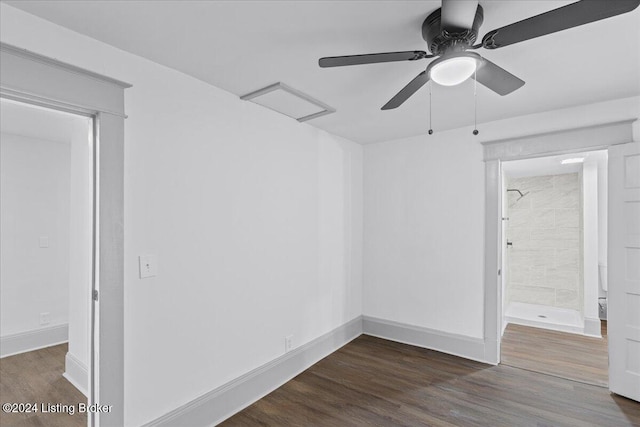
[422, 5, 484, 56]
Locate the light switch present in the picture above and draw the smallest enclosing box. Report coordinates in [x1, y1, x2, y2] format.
[39, 236, 49, 248]
[139, 255, 157, 279]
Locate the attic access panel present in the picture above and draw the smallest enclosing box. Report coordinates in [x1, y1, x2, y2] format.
[240, 82, 335, 122]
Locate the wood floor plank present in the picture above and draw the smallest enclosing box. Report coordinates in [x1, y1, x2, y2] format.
[501, 323, 608, 387]
[0, 344, 87, 427]
[222, 335, 639, 427]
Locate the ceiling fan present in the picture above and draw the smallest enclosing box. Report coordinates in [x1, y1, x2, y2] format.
[319, 0, 640, 110]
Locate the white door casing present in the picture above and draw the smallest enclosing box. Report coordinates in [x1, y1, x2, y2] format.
[482, 119, 635, 365]
[608, 141, 640, 402]
[0, 42, 130, 426]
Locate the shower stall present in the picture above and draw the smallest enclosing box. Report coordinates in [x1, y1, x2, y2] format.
[501, 151, 607, 337]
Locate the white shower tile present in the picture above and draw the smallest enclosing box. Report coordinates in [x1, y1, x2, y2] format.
[510, 285, 555, 306]
[506, 171, 583, 311]
[530, 274, 548, 288]
[510, 247, 552, 267]
[555, 188, 581, 209]
[529, 188, 556, 209]
[556, 248, 580, 269]
[509, 265, 530, 284]
[508, 209, 531, 227]
[506, 228, 530, 242]
[530, 209, 555, 228]
[508, 195, 531, 209]
[531, 228, 579, 241]
[530, 228, 556, 240]
[553, 173, 580, 187]
[556, 228, 580, 240]
[510, 239, 542, 251]
[530, 266, 547, 285]
[511, 176, 553, 192]
[555, 208, 580, 228]
[547, 267, 578, 290]
[531, 187, 580, 209]
[556, 289, 580, 309]
[533, 239, 579, 249]
[553, 173, 580, 189]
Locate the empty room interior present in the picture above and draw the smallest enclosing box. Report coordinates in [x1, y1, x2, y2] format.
[0, 1, 639, 427]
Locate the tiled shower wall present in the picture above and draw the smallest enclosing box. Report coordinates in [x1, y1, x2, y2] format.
[506, 173, 583, 312]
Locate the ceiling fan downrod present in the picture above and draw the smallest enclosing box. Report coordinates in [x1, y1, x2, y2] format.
[473, 66, 479, 136]
[428, 81, 433, 135]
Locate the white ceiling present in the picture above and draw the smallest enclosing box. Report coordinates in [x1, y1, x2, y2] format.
[0, 98, 87, 143]
[7, 1, 640, 144]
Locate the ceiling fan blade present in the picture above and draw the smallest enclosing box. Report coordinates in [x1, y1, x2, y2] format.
[482, 0, 640, 49]
[473, 58, 525, 96]
[381, 71, 430, 110]
[441, 0, 479, 31]
[319, 51, 427, 68]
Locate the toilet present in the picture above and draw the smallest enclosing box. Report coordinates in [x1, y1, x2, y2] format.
[598, 298, 608, 320]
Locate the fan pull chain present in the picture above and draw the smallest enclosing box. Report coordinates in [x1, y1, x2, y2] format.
[428, 81, 433, 135]
[473, 67, 479, 136]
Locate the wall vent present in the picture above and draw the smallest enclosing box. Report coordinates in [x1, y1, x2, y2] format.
[240, 82, 335, 122]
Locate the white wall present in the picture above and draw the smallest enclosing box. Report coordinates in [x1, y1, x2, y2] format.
[0, 132, 70, 336]
[0, 5, 363, 426]
[363, 99, 638, 345]
[3, 4, 634, 424]
[363, 127, 486, 338]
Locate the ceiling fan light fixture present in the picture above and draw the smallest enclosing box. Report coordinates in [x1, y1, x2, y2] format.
[429, 55, 477, 86]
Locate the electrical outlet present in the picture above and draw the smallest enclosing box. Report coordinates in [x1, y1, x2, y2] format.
[40, 312, 50, 325]
[139, 254, 158, 279]
[285, 335, 293, 353]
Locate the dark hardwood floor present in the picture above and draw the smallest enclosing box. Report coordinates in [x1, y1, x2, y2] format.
[0, 343, 87, 427]
[222, 334, 639, 427]
[501, 322, 608, 387]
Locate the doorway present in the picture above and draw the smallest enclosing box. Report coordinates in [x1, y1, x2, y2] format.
[498, 150, 609, 386]
[1, 41, 130, 425]
[0, 98, 94, 426]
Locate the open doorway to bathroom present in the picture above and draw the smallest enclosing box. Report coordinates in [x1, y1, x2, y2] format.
[0, 98, 94, 427]
[499, 149, 609, 387]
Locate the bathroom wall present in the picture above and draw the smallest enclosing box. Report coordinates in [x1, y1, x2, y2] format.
[0, 133, 71, 338]
[506, 173, 583, 312]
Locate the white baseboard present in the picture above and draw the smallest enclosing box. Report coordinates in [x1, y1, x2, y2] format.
[0, 324, 68, 358]
[583, 316, 602, 338]
[143, 316, 491, 426]
[142, 316, 363, 427]
[362, 316, 489, 364]
[63, 351, 88, 397]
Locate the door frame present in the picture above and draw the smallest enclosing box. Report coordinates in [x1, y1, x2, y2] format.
[480, 119, 637, 365]
[0, 42, 130, 426]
